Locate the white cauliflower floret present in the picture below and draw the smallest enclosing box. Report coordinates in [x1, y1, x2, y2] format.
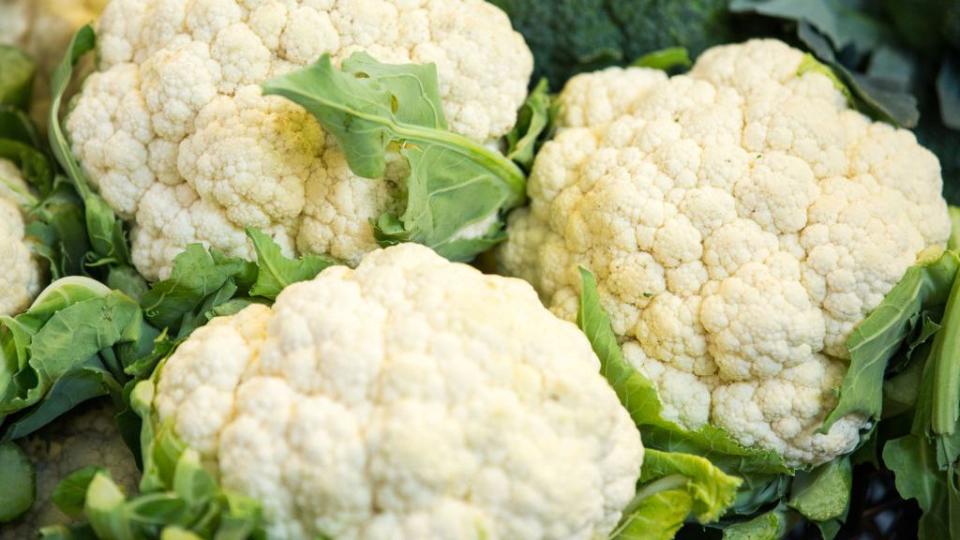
[500, 39, 952, 466]
[0, 402, 140, 540]
[67, 0, 534, 280]
[0, 158, 42, 316]
[152, 243, 642, 540]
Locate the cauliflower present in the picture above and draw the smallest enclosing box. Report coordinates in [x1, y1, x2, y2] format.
[0, 158, 42, 316]
[0, 0, 107, 120]
[66, 0, 534, 281]
[150, 243, 641, 540]
[499, 39, 952, 465]
[0, 402, 139, 540]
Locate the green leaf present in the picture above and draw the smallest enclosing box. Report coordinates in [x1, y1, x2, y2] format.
[884, 434, 953, 539]
[721, 510, 785, 540]
[54, 466, 105, 517]
[263, 52, 526, 261]
[505, 78, 555, 171]
[926, 259, 960, 436]
[0, 138, 54, 197]
[823, 250, 960, 430]
[49, 26, 132, 268]
[140, 244, 254, 330]
[637, 449, 742, 523]
[0, 45, 36, 109]
[247, 228, 334, 300]
[577, 267, 787, 477]
[85, 471, 136, 540]
[612, 488, 691, 540]
[631, 47, 692, 71]
[787, 457, 852, 522]
[0, 442, 34, 522]
[948, 207, 960, 251]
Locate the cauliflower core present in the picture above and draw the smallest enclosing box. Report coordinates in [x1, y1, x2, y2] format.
[500, 40, 952, 465]
[1, 402, 140, 540]
[67, 0, 534, 281]
[152, 243, 642, 540]
[0, 158, 41, 316]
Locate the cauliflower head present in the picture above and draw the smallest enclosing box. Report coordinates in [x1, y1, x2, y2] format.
[1, 402, 139, 539]
[66, 0, 534, 281]
[151, 243, 641, 540]
[0, 158, 42, 316]
[499, 39, 952, 465]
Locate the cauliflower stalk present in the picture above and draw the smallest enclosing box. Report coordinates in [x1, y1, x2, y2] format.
[59, 244, 642, 540]
[500, 39, 952, 466]
[65, 0, 534, 281]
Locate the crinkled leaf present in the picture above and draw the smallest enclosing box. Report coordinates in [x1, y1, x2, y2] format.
[247, 228, 334, 300]
[263, 52, 525, 261]
[612, 487, 690, 540]
[884, 435, 954, 538]
[637, 449, 742, 523]
[823, 251, 960, 430]
[28, 180, 89, 277]
[0, 442, 34, 522]
[0, 45, 36, 109]
[721, 510, 785, 540]
[505, 78, 555, 171]
[787, 457, 852, 522]
[0, 138, 54, 197]
[631, 47, 692, 71]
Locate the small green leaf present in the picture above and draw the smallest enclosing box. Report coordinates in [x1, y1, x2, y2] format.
[631, 47, 692, 71]
[505, 78, 555, 171]
[53, 466, 105, 517]
[0, 442, 34, 522]
[85, 472, 135, 540]
[721, 510, 785, 540]
[638, 449, 742, 523]
[263, 52, 526, 261]
[247, 228, 335, 300]
[0, 45, 36, 109]
[612, 488, 691, 540]
[787, 457, 852, 522]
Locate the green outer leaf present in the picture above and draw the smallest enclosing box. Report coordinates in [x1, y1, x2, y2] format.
[721, 510, 785, 540]
[928, 258, 960, 435]
[612, 488, 690, 540]
[49, 26, 132, 267]
[54, 466, 105, 518]
[0, 45, 36, 109]
[247, 228, 335, 300]
[787, 457, 852, 522]
[631, 47, 692, 71]
[823, 251, 960, 430]
[638, 449, 742, 523]
[505, 78, 555, 171]
[949, 207, 960, 251]
[85, 471, 135, 540]
[884, 435, 953, 538]
[263, 52, 525, 261]
[0, 138, 53, 197]
[0, 441, 34, 522]
[577, 267, 787, 476]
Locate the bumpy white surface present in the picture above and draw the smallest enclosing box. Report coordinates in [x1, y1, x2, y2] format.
[0, 159, 41, 316]
[66, 0, 534, 281]
[1, 402, 140, 540]
[153, 243, 642, 540]
[500, 40, 952, 465]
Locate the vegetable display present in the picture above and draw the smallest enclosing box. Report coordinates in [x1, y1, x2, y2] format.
[1, 0, 959, 539]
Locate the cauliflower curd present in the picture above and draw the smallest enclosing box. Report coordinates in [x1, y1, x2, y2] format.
[151, 243, 642, 540]
[66, 0, 534, 281]
[0, 158, 41, 316]
[500, 39, 952, 465]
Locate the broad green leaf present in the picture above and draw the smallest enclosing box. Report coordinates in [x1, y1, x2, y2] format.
[631, 47, 692, 71]
[28, 181, 89, 277]
[0, 442, 34, 522]
[263, 52, 526, 261]
[611, 487, 690, 540]
[577, 267, 787, 477]
[49, 26, 131, 267]
[721, 510, 785, 540]
[85, 472, 135, 540]
[247, 228, 335, 300]
[140, 244, 254, 330]
[787, 457, 852, 522]
[823, 251, 960, 430]
[505, 78, 554, 171]
[884, 434, 952, 539]
[638, 449, 742, 523]
[54, 466, 104, 517]
[0, 45, 36, 109]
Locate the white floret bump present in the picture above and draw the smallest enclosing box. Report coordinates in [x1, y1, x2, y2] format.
[0, 159, 42, 316]
[500, 39, 952, 466]
[67, 0, 534, 280]
[153, 244, 643, 540]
